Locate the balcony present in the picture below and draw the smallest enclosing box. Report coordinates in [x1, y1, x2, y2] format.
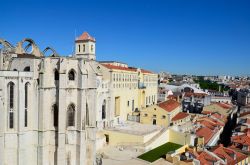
[138, 82, 146, 89]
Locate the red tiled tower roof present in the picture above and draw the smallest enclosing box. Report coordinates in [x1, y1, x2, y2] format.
[76, 32, 96, 42]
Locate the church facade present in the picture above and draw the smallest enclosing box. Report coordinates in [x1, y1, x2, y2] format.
[0, 32, 100, 165]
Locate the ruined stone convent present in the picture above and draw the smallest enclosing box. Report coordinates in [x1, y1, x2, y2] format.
[0, 32, 105, 165]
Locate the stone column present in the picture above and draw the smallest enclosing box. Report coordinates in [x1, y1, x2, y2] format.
[78, 59, 87, 165]
[37, 71, 47, 165]
[0, 86, 4, 165]
[57, 69, 67, 165]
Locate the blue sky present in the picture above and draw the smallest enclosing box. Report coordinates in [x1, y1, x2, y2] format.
[1, 0, 250, 76]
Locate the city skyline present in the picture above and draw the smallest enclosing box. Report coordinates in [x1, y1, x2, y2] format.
[1, 0, 250, 75]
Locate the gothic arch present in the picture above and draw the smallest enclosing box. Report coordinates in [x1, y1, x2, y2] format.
[67, 103, 76, 127]
[16, 38, 43, 57]
[68, 69, 76, 81]
[42, 47, 59, 57]
[0, 39, 13, 49]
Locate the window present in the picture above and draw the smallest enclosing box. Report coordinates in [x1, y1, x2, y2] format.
[78, 45, 80, 52]
[9, 111, 14, 129]
[54, 69, 59, 81]
[24, 83, 29, 127]
[53, 104, 58, 127]
[127, 101, 129, 106]
[144, 113, 148, 117]
[24, 66, 30, 72]
[153, 119, 156, 125]
[91, 45, 94, 52]
[102, 100, 106, 120]
[8, 82, 14, 129]
[86, 103, 89, 126]
[68, 69, 75, 81]
[83, 44, 85, 52]
[162, 115, 166, 119]
[67, 104, 75, 127]
[132, 100, 134, 111]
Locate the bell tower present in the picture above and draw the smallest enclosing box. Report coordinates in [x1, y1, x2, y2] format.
[75, 32, 96, 60]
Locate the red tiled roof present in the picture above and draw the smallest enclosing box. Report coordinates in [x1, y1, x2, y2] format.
[202, 111, 212, 115]
[212, 146, 248, 165]
[141, 69, 153, 74]
[199, 120, 216, 130]
[247, 118, 250, 124]
[215, 102, 233, 109]
[196, 116, 225, 127]
[158, 100, 180, 112]
[171, 112, 189, 121]
[231, 133, 250, 150]
[101, 64, 154, 74]
[167, 95, 178, 101]
[196, 127, 215, 144]
[76, 32, 96, 42]
[184, 92, 207, 98]
[101, 64, 137, 72]
[240, 111, 250, 117]
[197, 151, 219, 165]
[196, 146, 248, 165]
[211, 113, 227, 123]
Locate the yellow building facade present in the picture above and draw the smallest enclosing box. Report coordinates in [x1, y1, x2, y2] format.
[140, 100, 181, 127]
[98, 61, 158, 123]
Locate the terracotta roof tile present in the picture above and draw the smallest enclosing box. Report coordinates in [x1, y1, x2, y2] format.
[101, 64, 137, 72]
[184, 92, 207, 98]
[171, 112, 189, 121]
[141, 69, 153, 74]
[231, 133, 250, 151]
[196, 127, 215, 144]
[215, 102, 233, 109]
[212, 146, 248, 165]
[158, 100, 180, 112]
[76, 32, 95, 42]
[197, 152, 219, 165]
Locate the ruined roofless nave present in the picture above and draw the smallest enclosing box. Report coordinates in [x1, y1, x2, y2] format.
[0, 32, 99, 165]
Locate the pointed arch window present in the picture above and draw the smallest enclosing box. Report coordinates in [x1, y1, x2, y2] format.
[68, 69, 75, 81]
[8, 82, 15, 129]
[24, 66, 30, 72]
[24, 83, 29, 127]
[86, 102, 89, 126]
[67, 104, 75, 127]
[102, 100, 106, 120]
[52, 104, 58, 127]
[54, 69, 59, 81]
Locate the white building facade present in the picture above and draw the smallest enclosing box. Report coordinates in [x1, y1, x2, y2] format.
[0, 32, 99, 165]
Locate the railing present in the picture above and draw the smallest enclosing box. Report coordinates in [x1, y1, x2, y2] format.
[127, 115, 140, 122]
